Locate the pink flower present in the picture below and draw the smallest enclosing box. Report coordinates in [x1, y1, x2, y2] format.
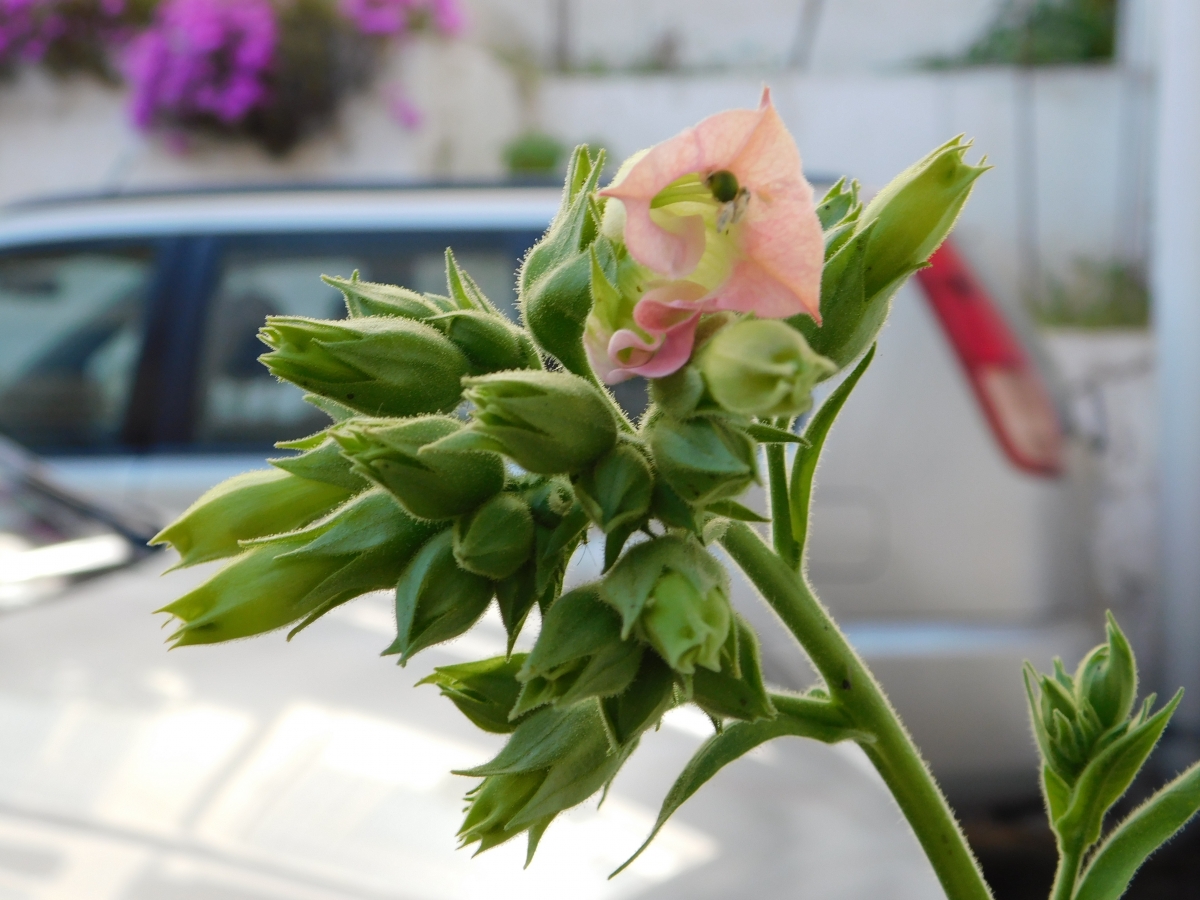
[586, 87, 824, 384]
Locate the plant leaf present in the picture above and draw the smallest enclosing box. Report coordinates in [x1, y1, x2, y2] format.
[745, 423, 810, 445]
[789, 346, 876, 556]
[610, 693, 868, 876]
[1056, 690, 1182, 848]
[705, 499, 769, 523]
[1074, 759, 1200, 900]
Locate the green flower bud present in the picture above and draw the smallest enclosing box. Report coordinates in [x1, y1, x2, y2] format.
[512, 585, 643, 717]
[150, 468, 355, 569]
[271, 435, 366, 491]
[857, 135, 988, 299]
[601, 535, 731, 675]
[457, 701, 632, 862]
[435, 370, 618, 475]
[815, 176, 861, 231]
[159, 490, 438, 646]
[389, 530, 493, 662]
[573, 442, 653, 534]
[419, 654, 527, 734]
[333, 416, 504, 521]
[519, 146, 608, 376]
[1074, 612, 1138, 731]
[697, 319, 836, 418]
[258, 315, 469, 417]
[648, 415, 757, 506]
[453, 493, 536, 580]
[322, 272, 450, 320]
[430, 310, 542, 375]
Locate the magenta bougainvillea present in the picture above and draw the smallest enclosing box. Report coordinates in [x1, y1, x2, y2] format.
[0, 0, 466, 153]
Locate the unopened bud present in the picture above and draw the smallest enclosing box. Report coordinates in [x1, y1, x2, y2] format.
[390, 530, 494, 662]
[435, 370, 618, 475]
[334, 416, 504, 520]
[453, 493, 536, 580]
[258, 315, 468, 417]
[151, 468, 354, 569]
[648, 415, 757, 506]
[697, 318, 836, 417]
[601, 535, 731, 674]
[1075, 611, 1138, 730]
[420, 654, 527, 734]
[858, 135, 988, 299]
[323, 272, 450, 320]
[573, 443, 653, 534]
[431, 309, 542, 375]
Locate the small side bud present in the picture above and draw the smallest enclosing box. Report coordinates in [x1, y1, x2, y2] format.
[439, 370, 618, 475]
[573, 443, 654, 534]
[453, 493, 536, 580]
[697, 318, 836, 418]
[419, 655, 527, 734]
[648, 415, 757, 506]
[333, 416, 504, 521]
[430, 310, 542, 375]
[1074, 612, 1138, 731]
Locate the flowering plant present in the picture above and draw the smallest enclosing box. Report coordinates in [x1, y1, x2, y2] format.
[152, 92, 1200, 899]
[0, 0, 464, 154]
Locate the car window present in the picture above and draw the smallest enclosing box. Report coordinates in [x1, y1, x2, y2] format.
[192, 232, 532, 448]
[0, 245, 155, 452]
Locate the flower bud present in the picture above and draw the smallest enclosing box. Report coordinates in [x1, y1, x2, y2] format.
[453, 493, 535, 580]
[457, 701, 631, 862]
[419, 654, 527, 734]
[434, 370, 618, 475]
[691, 614, 775, 722]
[648, 415, 757, 506]
[601, 535, 731, 674]
[150, 467, 354, 569]
[258, 315, 469, 417]
[858, 135, 988, 299]
[697, 318, 836, 417]
[573, 442, 653, 534]
[322, 272, 450, 320]
[271, 435, 366, 491]
[512, 585, 643, 717]
[389, 530, 493, 662]
[333, 416, 504, 520]
[159, 490, 439, 646]
[519, 145, 608, 377]
[430, 309, 542, 375]
[1074, 611, 1137, 731]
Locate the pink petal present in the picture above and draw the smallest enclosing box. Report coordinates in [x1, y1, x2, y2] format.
[607, 314, 701, 381]
[600, 104, 769, 279]
[633, 280, 710, 332]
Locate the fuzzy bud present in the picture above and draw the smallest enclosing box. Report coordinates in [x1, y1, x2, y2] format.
[453, 493, 536, 580]
[648, 415, 757, 506]
[258, 315, 468, 417]
[333, 416, 504, 521]
[573, 442, 654, 534]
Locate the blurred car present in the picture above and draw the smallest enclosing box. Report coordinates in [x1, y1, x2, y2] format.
[0, 431, 949, 900]
[0, 184, 1099, 808]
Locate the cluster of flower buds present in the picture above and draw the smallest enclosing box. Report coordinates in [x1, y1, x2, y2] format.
[1025, 614, 1182, 857]
[152, 93, 986, 864]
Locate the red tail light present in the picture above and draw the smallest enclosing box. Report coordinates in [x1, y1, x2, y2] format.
[915, 242, 1064, 477]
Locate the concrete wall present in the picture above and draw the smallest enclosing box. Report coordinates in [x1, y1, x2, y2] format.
[0, 44, 1148, 318]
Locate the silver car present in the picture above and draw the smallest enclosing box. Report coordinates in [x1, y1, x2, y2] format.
[0, 185, 1096, 855]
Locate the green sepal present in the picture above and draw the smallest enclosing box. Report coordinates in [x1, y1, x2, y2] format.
[271, 436, 366, 491]
[323, 272, 445, 320]
[429, 309, 542, 375]
[649, 480, 699, 534]
[573, 442, 654, 534]
[496, 562, 538, 655]
[815, 177, 861, 231]
[453, 493, 536, 580]
[744, 423, 810, 445]
[444, 247, 502, 316]
[388, 530, 494, 663]
[691, 615, 776, 722]
[705, 499, 769, 523]
[419, 654, 528, 734]
[648, 414, 758, 507]
[601, 651, 677, 747]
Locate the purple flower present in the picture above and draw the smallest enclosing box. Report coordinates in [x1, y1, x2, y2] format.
[125, 0, 276, 130]
[339, 0, 466, 38]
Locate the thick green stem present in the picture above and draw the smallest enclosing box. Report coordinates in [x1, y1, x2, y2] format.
[1049, 842, 1082, 900]
[719, 521, 994, 900]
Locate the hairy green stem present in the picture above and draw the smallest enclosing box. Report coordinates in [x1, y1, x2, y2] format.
[719, 521, 994, 900]
[1049, 842, 1082, 900]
